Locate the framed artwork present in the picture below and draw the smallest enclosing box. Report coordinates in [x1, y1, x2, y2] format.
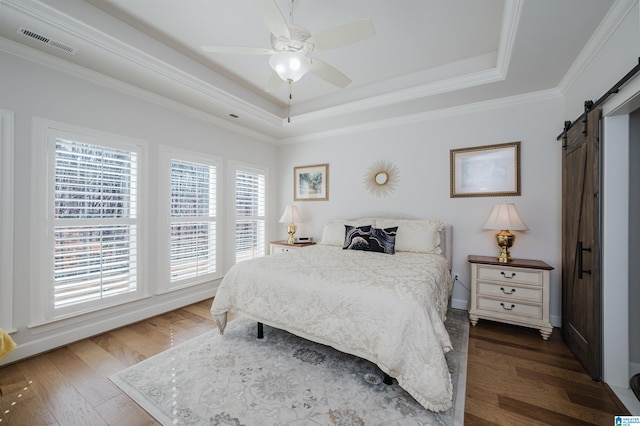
[450, 141, 521, 198]
[294, 164, 329, 201]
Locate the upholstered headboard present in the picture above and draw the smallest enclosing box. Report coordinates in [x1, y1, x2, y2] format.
[319, 217, 453, 270]
[441, 224, 453, 271]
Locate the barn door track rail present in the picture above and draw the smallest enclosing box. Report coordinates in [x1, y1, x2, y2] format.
[559, 56, 640, 145]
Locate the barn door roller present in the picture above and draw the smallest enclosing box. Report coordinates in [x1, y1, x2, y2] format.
[558, 57, 640, 141]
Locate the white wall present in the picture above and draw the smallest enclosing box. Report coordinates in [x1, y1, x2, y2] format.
[0, 52, 279, 364]
[277, 96, 564, 323]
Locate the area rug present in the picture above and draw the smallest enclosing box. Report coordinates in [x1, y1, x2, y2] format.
[111, 309, 469, 425]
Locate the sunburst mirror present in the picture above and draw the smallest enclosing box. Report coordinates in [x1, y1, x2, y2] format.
[363, 160, 400, 197]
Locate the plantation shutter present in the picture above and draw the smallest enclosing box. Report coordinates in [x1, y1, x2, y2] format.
[235, 168, 266, 263]
[53, 139, 138, 308]
[170, 159, 217, 281]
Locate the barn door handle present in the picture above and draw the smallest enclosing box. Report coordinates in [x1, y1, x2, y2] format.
[578, 241, 592, 279]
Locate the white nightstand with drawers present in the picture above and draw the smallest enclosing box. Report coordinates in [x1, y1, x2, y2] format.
[468, 255, 554, 340]
[269, 240, 315, 254]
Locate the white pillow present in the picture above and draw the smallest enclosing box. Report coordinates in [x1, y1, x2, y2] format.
[375, 219, 444, 253]
[319, 219, 375, 246]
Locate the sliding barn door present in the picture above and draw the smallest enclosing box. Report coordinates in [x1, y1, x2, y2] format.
[562, 107, 602, 380]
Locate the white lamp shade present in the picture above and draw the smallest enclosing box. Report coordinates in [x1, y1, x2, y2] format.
[483, 203, 528, 231]
[279, 205, 301, 223]
[269, 51, 311, 82]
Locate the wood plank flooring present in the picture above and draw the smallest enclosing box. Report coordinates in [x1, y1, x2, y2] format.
[0, 299, 631, 425]
[465, 319, 631, 425]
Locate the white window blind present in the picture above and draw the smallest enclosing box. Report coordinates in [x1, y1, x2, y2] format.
[235, 168, 266, 263]
[170, 159, 217, 282]
[53, 139, 138, 308]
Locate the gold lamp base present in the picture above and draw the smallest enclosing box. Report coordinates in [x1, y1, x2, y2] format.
[495, 230, 516, 263]
[286, 222, 297, 245]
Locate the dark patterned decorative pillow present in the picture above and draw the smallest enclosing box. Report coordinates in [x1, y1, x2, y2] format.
[343, 225, 372, 250]
[369, 226, 398, 254]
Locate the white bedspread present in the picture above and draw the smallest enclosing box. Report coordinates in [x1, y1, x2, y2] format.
[210, 245, 454, 412]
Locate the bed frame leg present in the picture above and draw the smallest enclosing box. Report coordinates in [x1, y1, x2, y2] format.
[383, 373, 392, 385]
[257, 322, 264, 339]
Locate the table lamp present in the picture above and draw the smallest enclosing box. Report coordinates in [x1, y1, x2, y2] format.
[279, 205, 301, 244]
[483, 203, 528, 263]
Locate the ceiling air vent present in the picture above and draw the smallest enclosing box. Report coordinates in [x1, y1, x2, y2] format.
[17, 26, 78, 55]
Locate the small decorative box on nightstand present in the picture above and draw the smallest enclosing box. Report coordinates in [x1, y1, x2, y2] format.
[269, 240, 315, 254]
[468, 255, 554, 340]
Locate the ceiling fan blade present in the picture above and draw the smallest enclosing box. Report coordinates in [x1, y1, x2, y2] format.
[265, 72, 284, 92]
[254, 0, 290, 39]
[310, 59, 351, 88]
[310, 19, 375, 51]
[202, 46, 274, 55]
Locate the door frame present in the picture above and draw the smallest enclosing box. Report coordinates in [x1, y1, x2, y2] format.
[600, 114, 631, 388]
[600, 73, 640, 392]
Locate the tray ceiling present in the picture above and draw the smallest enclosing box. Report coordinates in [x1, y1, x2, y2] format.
[0, 0, 618, 142]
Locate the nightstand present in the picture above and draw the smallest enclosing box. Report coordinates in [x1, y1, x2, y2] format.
[269, 240, 315, 254]
[468, 255, 554, 340]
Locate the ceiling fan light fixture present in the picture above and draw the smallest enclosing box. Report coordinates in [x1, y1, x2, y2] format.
[269, 50, 310, 82]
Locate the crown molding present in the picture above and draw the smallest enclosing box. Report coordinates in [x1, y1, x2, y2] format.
[290, 0, 522, 125]
[496, 0, 523, 78]
[558, 0, 638, 95]
[1, 0, 584, 144]
[291, 64, 504, 126]
[0, 36, 278, 144]
[2, 0, 283, 127]
[2, 0, 524, 131]
[279, 88, 563, 145]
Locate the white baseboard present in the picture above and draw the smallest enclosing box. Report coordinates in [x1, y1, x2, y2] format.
[450, 298, 469, 311]
[610, 384, 640, 415]
[1, 286, 216, 366]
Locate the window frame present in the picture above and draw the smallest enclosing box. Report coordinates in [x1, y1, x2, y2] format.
[0, 110, 14, 332]
[30, 118, 148, 325]
[230, 161, 268, 265]
[158, 147, 222, 293]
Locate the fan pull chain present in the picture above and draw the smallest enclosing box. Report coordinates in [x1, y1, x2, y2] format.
[289, 0, 296, 25]
[288, 80, 292, 123]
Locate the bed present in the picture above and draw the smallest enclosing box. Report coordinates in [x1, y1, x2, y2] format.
[210, 218, 454, 412]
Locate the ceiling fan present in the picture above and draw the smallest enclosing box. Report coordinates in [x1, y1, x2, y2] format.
[202, 0, 375, 92]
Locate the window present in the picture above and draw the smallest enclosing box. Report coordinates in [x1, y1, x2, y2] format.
[53, 140, 138, 308]
[234, 165, 266, 263]
[169, 158, 218, 283]
[31, 119, 145, 322]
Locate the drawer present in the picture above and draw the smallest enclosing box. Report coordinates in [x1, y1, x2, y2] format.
[477, 297, 543, 320]
[477, 281, 542, 303]
[477, 266, 542, 286]
[271, 246, 293, 254]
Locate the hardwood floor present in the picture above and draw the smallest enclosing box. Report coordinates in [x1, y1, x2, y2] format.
[464, 319, 630, 425]
[0, 299, 631, 425]
[0, 299, 216, 426]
